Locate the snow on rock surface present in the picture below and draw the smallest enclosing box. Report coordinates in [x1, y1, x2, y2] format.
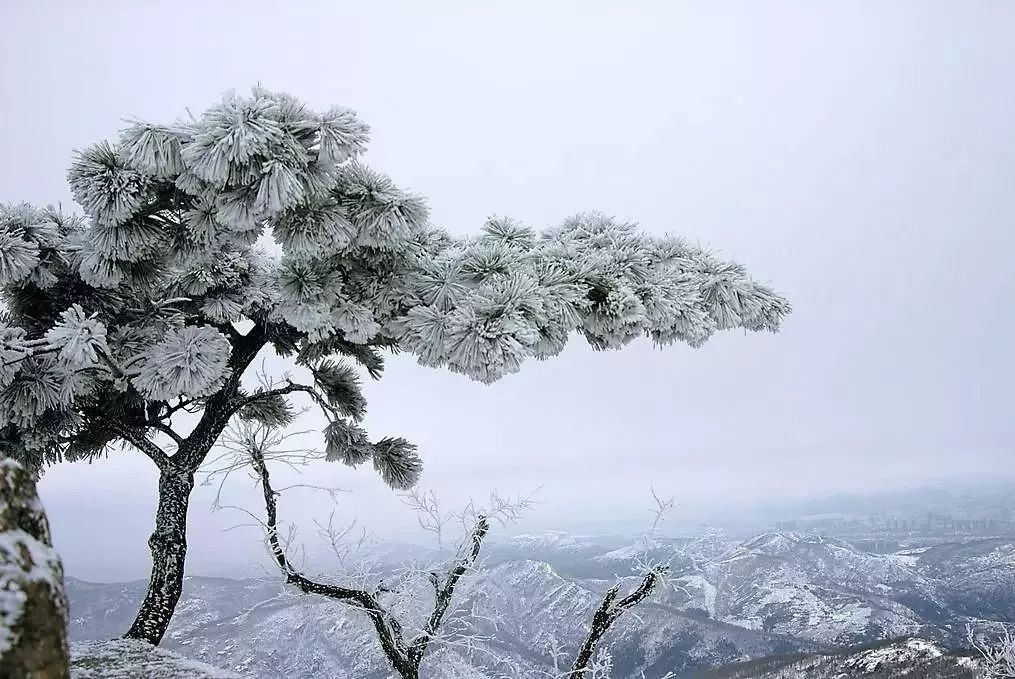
[70, 640, 245, 678]
[0, 458, 69, 678]
[845, 637, 943, 672]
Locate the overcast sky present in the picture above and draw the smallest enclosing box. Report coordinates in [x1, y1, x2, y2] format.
[2, 1, 1014, 581]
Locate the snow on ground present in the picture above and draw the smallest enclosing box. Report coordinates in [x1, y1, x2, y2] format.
[676, 573, 718, 616]
[71, 639, 245, 678]
[845, 637, 944, 673]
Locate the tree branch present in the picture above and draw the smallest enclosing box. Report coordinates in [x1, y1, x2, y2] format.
[611, 568, 662, 614]
[148, 421, 184, 447]
[233, 382, 320, 415]
[96, 415, 170, 471]
[174, 322, 269, 470]
[407, 514, 490, 666]
[568, 568, 665, 678]
[247, 440, 490, 679]
[161, 397, 198, 421]
[249, 445, 415, 677]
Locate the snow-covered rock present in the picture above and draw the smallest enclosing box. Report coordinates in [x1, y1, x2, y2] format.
[70, 639, 244, 678]
[0, 458, 69, 679]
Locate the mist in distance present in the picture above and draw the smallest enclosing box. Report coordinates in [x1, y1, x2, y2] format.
[1, 1, 1013, 582]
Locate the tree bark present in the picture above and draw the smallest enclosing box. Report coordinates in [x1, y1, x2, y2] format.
[123, 467, 194, 645]
[0, 458, 69, 679]
[124, 323, 268, 645]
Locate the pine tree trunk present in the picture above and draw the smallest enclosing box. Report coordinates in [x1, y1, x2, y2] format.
[123, 326, 265, 644]
[123, 467, 194, 645]
[0, 458, 69, 679]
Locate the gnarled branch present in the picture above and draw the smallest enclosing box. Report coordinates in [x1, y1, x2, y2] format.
[407, 514, 490, 666]
[249, 442, 488, 679]
[249, 444, 415, 677]
[568, 567, 666, 678]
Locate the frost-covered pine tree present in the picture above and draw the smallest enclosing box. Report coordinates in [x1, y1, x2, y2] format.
[0, 87, 790, 645]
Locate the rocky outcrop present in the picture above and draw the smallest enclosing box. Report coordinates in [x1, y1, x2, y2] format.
[0, 458, 69, 679]
[70, 639, 244, 678]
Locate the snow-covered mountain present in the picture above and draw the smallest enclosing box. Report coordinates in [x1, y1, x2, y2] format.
[462, 560, 811, 677]
[687, 532, 942, 645]
[604, 531, 1014, 648]
[64, 532, 1013, 678]
[696, 638, 981, 678]
[498, 531, 590, 554]
[66, 563, 809, 678]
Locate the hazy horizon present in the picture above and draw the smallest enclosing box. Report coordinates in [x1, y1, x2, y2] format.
[43, 461, 1015, 583]
[2, 1, 1013, 582]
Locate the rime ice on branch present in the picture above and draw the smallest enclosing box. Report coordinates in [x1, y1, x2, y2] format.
[0, 86, 790, 645]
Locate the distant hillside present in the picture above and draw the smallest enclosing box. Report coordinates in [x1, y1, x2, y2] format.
[64, 531, 1013, 678]
[693, 638, 981, 678]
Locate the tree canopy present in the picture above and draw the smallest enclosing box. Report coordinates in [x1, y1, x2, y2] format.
[0, 86, 789, 484]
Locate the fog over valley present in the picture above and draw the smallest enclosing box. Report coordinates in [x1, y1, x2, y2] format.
[1, 2, 1013, 678]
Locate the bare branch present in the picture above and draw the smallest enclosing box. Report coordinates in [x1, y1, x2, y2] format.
[648, 487, 675, 536]
[249, 443, 416, 677]
[406, 514, 490, 666]
[566, 488, 674, 679]
[96, 415, 171, 471]
[228, 425, 503, 679]
[567, 567, 666, 679]
[969, 624, 1015, 678]
[402, 489, 452, 547]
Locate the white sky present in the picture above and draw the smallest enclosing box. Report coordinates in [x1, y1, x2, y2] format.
[2, 1, 1013, 580]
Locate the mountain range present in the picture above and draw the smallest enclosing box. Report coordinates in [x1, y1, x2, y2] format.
[66, 530, 1013, 677]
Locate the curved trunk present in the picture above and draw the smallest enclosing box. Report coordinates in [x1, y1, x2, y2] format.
[122, 324, 268, 645]
[123, 468, 194, 645]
